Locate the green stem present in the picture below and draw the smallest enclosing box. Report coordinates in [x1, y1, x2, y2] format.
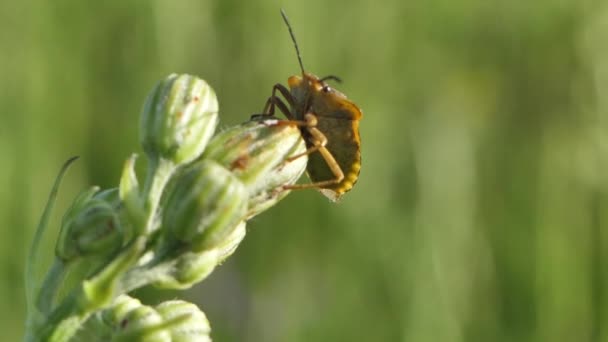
[118, 240, 187, 293]
[48, 316, 86, 342]
[34, 237, 146, 342]
[119, 262, 175, 294]
[36, 260, 67, 314]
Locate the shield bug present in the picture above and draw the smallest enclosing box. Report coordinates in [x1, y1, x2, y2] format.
[258, 9, 362, 202]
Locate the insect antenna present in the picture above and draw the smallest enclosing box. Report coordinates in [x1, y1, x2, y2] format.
[280, 9, 306, 75]
[320, 75, 342, 83]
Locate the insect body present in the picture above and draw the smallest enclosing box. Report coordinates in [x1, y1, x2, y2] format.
[260, 10, 362, 202]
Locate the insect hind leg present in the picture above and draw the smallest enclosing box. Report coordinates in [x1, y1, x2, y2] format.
[284, 144, 345, 190]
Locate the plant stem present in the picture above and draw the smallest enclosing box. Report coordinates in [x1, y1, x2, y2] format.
[36, 260, 67, 315]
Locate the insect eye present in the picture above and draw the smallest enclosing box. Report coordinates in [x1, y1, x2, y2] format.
[322, 85, 331, 93]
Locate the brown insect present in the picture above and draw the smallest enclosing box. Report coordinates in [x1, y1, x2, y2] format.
[259, 9, 362, 202]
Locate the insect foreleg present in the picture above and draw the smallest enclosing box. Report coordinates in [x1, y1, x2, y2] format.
[261, 83, 295, 117]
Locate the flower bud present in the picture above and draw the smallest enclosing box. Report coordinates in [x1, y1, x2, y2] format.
[73, 295, 141, 341]
[155, 301, 211, 342]
[215, 218, 246, 263]
[202, 118, 307, 218]
[153, 221, 246, 289]
[56, 188, 123, 262]
[161, 160, 247, 252]
[101, 296, 209, 342]
[140, 74, 219, 165]
[109, 298, 171, 342]
[103, 295, 143, 325]
[93, 187, 120, 206]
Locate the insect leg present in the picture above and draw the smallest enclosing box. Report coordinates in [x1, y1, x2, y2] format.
[255, 96, 307, 129]
[284, 143, 345, 190]
[254, 84, 310, 127]
[260, 83, 295, 117]
[283, 114, 345, 190]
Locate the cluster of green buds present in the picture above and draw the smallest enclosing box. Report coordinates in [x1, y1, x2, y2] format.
[24, 74, 307, 342]
[72, 295, 211, 342]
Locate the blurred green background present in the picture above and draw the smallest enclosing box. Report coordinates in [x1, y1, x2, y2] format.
[2, 0, 608, 341]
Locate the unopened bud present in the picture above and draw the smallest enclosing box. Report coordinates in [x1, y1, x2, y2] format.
[108, 297, 171, 342]
[140, 74, 219, 165]
[215, 219, 246, 263]
[156, 301, 211, 342]
[56, 188, 122, 262]
[202, 118, 306, 218]
[103, 295, 143, 325]
[161, 160, 247, 252]
[153, 221, 246, 289]
[93, 187, 120, 206]
[102, 296, 209, 342]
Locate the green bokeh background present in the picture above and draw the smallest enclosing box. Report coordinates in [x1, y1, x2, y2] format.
[3, 1, 608, 341]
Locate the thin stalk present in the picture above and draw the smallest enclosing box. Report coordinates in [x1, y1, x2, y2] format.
[25, 157, 79, 333]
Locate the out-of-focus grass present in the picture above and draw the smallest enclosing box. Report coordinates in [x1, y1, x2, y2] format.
[2, 1, 608, 341]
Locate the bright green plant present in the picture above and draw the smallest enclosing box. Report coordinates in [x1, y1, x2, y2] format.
[24, 74, 307, 342]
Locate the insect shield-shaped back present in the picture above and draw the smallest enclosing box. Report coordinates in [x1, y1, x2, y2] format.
[259, 10, 362, 202]
[288, 73, 362, 201]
